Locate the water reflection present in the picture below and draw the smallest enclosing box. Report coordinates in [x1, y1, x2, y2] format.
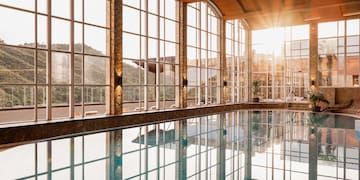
[0, 110, 359, 180]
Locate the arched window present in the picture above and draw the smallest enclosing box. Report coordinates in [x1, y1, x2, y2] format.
[0, 0, 110, 122]
[122, 0, 180, 112]
[186, 1, 220, 107]
[225, 19, 249, 103]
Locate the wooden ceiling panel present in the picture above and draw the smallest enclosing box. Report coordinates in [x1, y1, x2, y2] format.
[181, 0, 360, 29]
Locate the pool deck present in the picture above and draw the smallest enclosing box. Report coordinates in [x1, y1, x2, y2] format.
[0, 102, 311, 146]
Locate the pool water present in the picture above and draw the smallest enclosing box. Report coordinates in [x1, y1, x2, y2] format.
[0, 110, 359, 180]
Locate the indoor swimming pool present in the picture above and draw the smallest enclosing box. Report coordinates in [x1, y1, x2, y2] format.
[0, 110, 359, 180]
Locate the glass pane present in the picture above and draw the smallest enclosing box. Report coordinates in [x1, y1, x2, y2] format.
[52, 52, 70, 84]
[84, 0, 107, 27]
[165, 0, 176, 20]
[74, 0, 83, 21]
[84, 25, 107, 56]
[0, 7, 34, 47]
[38, 15, 47, 48]
[122, 86, 140, 103]
[37, 50, 47, 84]
[123, 33, 140, 59]
[51, 86, 69, 106]
[347, 19, 360, 36]
[74, 55, 83, 84]
[165, 19, 176, 42]
[123, 0, 139, 8]
[0, 86, 35, 122]
[123, 60, 143, 85]
[122, 86, 143, 112]
[37, 86, 47, 120]
[318, 22, 337, 38]
[74, 23, 83, 53]
[52, 18, 70, 51]
[148, 14, 158, 38]
[51, 86, 69, 119]
[84, 56, 107, 85]
[123, 6, 140, 34]
[52, 0, 70, 18]
[37, 0, 47, 13]
[84, 86, 106, 105]
[0, 0, 34, 11]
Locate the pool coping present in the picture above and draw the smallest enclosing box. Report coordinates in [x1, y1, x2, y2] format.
[0, 102, 310, 146]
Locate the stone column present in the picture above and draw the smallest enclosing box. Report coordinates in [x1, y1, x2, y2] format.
[309, 23, 318, 89]
[219, 19, 226, 104]
[247, 29, 252, 102]
[111, 0, 122, 115]
[178, 2, 187, 108]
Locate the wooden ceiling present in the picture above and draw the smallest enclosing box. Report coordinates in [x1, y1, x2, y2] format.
[182, 0, 360, 29]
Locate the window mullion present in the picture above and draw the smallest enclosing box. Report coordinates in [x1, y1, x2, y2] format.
[204, 4, 208, 105]
[156, 1, 160, 110]
[144, 1, 149, 111]
[69, 0, 75, 118]
[35, 0, 38, 121]
[46, 0, 52, 120]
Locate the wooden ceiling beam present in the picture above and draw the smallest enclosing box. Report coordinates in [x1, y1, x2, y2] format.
[224, 0, 360, 20]
[235, 0, 245, 13]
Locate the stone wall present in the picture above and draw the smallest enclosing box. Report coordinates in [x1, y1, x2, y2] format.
[319, 87, 360, 105]
[335, 88, 360, 104]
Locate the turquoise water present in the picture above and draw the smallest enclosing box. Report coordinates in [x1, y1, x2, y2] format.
[0, 110, 359, 180]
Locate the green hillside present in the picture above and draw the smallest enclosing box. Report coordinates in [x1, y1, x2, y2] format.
[0, 42, 177, 108]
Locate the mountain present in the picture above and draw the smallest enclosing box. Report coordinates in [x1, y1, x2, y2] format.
[0, 42, 177, 108]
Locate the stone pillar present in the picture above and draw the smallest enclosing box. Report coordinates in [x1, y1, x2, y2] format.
[178, 2, 187, 108]
[309, 23, 318, 89]
[247, 29, 252, 102]
[219, 19, 226, 104]
[111, 0, 122, 115]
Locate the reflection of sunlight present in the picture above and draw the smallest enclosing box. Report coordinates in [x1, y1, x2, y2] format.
[252, 25, 309, 57]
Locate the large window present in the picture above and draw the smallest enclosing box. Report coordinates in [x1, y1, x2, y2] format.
[284, 25, 309, 101]
[122, 0, 180, 112]
[318, 19, 360, 87]
[252, 25, 309, 102]
[225, 20, 248, 103]
[0, 0, 110, 123]
[186, 2, 220, 107]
